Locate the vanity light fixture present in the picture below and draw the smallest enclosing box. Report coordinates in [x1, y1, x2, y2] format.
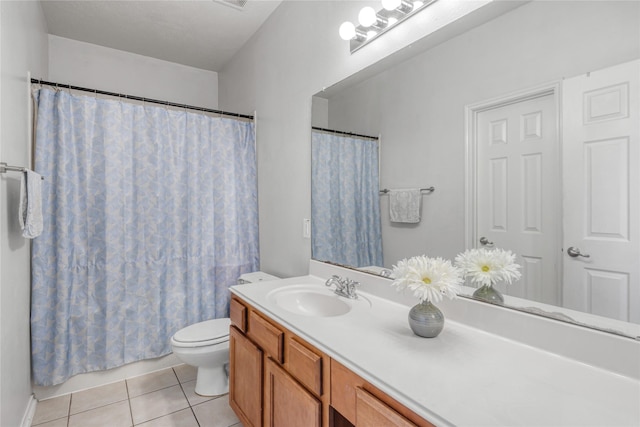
[339, 0, 437, 53]
[358, 6, 378, 27]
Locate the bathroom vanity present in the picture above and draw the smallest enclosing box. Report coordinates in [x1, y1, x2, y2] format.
[229, 293, 432, 427]
[229, 262, 640, 427]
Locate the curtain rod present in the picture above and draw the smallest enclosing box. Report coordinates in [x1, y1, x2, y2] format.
[31, 78, 254, 120]
[312, 126, 378, 140]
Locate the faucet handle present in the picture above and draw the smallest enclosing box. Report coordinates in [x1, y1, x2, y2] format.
[325, 275, 342, 287]
[345, 278, 360, 287]
[345, 278, 360, 298]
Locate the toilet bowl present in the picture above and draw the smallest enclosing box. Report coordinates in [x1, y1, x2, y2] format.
[170, 318, 231, 396]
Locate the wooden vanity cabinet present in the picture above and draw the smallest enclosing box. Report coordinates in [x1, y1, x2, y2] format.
[229, 295, 433, 427]
[229, 295, 328, 427]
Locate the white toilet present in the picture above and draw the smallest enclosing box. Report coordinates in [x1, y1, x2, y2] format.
[170, 318, 231, 396]
[170, 271, 279, 396]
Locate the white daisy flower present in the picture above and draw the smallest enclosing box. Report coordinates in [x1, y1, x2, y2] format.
[391, 256, 463, 303]
[455, 248, 522, 287]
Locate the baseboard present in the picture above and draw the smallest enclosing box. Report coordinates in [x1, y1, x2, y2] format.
[20, 394, 37, 427]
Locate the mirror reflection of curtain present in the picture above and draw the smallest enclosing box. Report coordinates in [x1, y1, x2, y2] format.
[30, 89, 259, 386]
[311, 131, 382, 267]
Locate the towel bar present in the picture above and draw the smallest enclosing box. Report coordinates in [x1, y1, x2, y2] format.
[0, 162, 44, 180]
[379, 187, 434, 194]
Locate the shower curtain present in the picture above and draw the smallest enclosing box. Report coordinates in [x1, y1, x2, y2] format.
[311, 130, 383, 267]
[30, 88, 259, 386]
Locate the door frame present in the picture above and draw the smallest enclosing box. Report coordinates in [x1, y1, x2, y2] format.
[464, 81, 562, 297]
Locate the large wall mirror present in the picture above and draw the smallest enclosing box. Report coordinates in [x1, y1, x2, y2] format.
[311, 1, 640, 338]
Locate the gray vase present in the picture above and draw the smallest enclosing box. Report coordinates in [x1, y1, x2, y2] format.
[473, 284, 504, 304]
[408, 301, 444, 338]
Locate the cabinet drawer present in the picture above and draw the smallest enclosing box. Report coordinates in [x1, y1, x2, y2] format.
[287, 337, 323, 396]
[230, 297, 247, 332]
[248, 311, 284, 363]
[331, 360, 434, 427]
[356, 387, 417, 427]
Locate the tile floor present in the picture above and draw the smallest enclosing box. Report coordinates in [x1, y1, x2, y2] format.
[31, 365, 242, 427]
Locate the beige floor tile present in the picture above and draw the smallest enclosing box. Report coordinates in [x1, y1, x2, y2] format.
[32, 416, 69, 427]
[68, 400, 131, 427]
[32, 394, 71, 425]
[70, 380, 128, 414]
[135, 408, 199, 427]
[180, 380, 215, 406]
[130, 384, 189, 425]
[192, 396, 239, 427]
[173, 364, 197, 384]
[127, 368, 179, 397]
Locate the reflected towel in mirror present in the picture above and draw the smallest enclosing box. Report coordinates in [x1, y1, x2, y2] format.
[389, 189, 421, 223]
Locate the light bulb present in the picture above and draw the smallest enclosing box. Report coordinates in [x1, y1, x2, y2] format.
[358, 6, 377, 27]
[382, 0, 401, 11]
[367, 29, 378, 39]
[413, 0, 424, 8]
[387, 16, 398, 25]
[339, 21, 356, 40]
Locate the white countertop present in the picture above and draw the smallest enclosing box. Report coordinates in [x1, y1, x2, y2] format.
[231, 275, 640, 427]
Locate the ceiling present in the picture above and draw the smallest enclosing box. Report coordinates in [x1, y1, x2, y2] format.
[40, 0, 283, 72]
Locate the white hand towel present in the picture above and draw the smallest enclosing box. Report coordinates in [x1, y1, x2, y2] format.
[19, 169, 43, 239]
[389, 189, 421, 223]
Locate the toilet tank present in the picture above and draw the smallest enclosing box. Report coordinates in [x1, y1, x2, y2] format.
[237, 271, 280, 285]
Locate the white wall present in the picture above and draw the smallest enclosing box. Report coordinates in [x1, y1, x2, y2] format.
[49, 35, 219, 109]
[0, 1, 48, 425]
[325, 1, 640, 267]
[218, 0, 517, 278]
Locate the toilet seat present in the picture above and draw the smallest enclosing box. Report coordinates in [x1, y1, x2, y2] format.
[171, 318, 231, 348]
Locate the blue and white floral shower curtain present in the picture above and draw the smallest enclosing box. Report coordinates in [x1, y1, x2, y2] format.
[311, 131, 382, 267]
[31, 89, 259, 386]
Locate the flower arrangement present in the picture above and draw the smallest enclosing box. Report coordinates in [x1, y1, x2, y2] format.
[390, 255, 463, 304]
[454, 247, 522, 288]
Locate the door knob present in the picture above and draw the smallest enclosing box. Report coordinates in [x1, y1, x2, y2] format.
[567, 246, 590, 258]
[479, 237, 494, 247]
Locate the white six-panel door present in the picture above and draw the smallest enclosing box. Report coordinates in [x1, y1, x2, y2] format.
[476, 93, 560, 304]
[562, 60, 640, 323]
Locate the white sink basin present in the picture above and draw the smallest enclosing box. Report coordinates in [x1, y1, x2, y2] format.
[267, 284, 365, 317]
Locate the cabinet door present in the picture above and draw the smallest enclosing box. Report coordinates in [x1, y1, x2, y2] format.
[229, 326, 262, 427]
[264, 357, 322, 427]
[356, 387, 417, 427]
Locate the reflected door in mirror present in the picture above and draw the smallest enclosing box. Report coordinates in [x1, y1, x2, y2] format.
[562, 59, 640, 323]
[476, 93, 560, 304]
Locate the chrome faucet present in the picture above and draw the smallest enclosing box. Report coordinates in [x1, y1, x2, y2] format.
[325, 275, 360, 299]
[379, 268, 393, 278]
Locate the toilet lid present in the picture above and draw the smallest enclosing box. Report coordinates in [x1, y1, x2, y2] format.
[173, 318, 230, 343]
